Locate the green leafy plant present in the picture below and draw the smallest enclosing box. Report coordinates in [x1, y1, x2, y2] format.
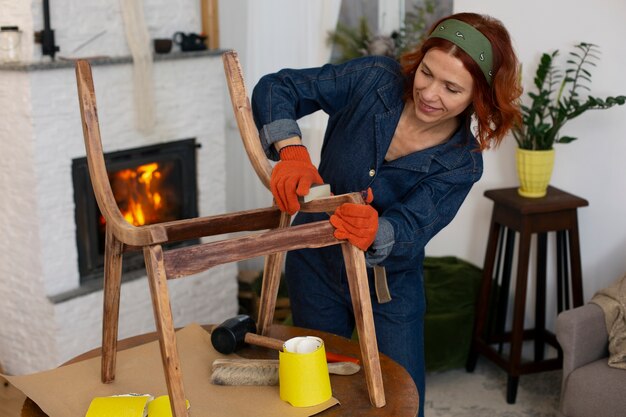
[513, 42, 626, 150]
[327, 0, 436, 63]
[392, 0, 435, 56]
[327, 17, 375, 63]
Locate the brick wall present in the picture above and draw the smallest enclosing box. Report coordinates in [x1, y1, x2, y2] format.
[0, 0, 237, 375]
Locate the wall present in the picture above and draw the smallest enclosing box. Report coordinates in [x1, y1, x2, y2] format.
[426, 0, 626, 325]
[220, 0, 626, 330]
[220, 0, 341, 270]
[0, 69, 58, 373]
[0, 1, 238, 375]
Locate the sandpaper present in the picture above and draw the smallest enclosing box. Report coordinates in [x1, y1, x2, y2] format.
[3, 323, 339, 417]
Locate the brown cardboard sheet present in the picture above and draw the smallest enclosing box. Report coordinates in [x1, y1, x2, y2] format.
[3, 323, 339, 417]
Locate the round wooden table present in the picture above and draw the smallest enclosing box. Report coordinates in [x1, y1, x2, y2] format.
[22, 324, 418, 417]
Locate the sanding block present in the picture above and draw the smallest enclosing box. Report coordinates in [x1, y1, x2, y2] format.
[298, 183, 331, 203]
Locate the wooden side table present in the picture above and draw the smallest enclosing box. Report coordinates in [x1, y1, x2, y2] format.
[466, 186, 588, 404]
[22, 324, 418, 417]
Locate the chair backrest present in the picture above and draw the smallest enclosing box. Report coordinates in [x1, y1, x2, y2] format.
[75, 60, 167, 247]
[222, 50, 273, 190]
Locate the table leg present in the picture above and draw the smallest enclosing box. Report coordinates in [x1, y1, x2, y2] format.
[507, 228, 532, 404]
[535, 232, 547, 361]
[506, 375, 520, 404]
[496, 227, 515, 354]
[568, 213, 584, 307]
[467, 217, 501, 372]
[556, 231, 570, 313]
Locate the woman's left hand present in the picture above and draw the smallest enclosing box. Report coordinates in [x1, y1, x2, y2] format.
[330, 188, 378, 251]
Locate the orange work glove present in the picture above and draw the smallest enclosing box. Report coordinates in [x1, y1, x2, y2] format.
[271, 145, 324, 214]
[330, 188, 378, 251]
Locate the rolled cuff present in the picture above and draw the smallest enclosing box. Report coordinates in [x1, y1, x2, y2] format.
[365, 217, 394, 267]
[260, 119, 302, 161]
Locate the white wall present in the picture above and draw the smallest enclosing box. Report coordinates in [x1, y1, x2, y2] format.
[427, 0, 626, 307]
[220, 0, 341, 270]
[0, 1, 238, 375]
[220, 0, 626, 325]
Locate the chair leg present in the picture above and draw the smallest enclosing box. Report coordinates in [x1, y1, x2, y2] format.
[144, 245, 188, 417]
[257, 212, 291, 335]
[101, 228, 123, 383]
[341, 242, 386, 408]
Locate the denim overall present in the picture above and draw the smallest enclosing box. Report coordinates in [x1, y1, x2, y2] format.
[252, 55, 483, 416]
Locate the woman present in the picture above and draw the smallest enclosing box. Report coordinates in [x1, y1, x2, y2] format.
[251, 12, 521, 415]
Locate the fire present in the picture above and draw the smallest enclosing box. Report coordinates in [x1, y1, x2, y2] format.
[108, 162, 170, 227]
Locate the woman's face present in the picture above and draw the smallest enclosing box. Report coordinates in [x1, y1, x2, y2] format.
[412, 48, 474, 125]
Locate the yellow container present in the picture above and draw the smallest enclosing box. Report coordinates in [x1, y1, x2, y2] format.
[279, 336, 332, 407]
[515, 148, 555, 198]
[148, 395, 190, 417]
[85, 394, 152, 417]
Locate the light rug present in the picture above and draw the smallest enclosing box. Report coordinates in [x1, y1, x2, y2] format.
[424, 358, 562, 417]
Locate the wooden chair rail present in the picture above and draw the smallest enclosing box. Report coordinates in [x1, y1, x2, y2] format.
[163, 220, 339, 279]
[123, 206, 284, 252]
[76, 60, 160, 248]
[122, 193, 363, 254]
[223, 49, 272, 189]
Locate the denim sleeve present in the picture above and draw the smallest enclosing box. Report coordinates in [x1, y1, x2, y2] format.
[251, 56, 402, 160]
[365, 217, 394, 267]
[259, 119, 302, 161]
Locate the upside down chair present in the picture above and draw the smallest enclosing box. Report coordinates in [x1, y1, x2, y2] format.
[73, 50, 385, 417]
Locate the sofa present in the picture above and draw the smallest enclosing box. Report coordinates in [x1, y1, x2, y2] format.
[556, 302, 626, 417]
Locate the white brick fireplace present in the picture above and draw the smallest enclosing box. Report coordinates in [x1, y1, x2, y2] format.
[0, 0, 238, 375]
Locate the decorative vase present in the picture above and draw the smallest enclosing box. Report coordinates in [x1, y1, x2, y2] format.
[515, 148, 555, 198]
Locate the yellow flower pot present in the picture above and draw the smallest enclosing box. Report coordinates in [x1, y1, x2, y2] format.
[515, 148, 555, 198]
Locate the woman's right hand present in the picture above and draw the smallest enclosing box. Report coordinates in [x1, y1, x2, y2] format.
[271, 145, 323, 214]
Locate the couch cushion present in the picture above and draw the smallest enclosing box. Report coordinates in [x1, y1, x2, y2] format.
[561, 359, 626, 417]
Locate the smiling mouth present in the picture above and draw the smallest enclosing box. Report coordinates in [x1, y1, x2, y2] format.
[417, 99, 440, 113]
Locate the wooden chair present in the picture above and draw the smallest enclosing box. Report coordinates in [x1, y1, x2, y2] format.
[74, 52, 385, 417]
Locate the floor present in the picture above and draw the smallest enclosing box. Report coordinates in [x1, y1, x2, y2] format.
[425, 358, 561, 417]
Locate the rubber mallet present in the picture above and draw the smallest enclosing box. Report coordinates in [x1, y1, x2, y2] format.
[209, 314, 360, 364]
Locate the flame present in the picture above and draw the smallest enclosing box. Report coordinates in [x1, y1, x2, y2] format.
[109, 162, 168, 226]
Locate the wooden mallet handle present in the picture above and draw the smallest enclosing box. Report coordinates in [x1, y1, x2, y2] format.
[242, 332, 284, 351]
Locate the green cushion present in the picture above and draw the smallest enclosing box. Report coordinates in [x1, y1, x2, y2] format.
[423, 256, 482, 371]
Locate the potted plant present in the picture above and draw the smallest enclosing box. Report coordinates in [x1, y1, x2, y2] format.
[513, 42, 626, 197]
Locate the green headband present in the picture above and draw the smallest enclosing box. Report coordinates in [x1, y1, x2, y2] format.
[428, 19, 493, 85]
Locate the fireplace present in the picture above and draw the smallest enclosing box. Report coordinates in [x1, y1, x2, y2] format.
[72, 138, 199, 283]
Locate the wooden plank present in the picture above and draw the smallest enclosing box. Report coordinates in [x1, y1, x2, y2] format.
[75, 60, 166, 247]
[342, 242, 386, 407]
[201, 0, 219, 49]
[256, 211, 291, 335]
[159, 207, 282, 242]
[101, 228, 124, 383]
[222, 51, 272, 190]
[298, 192, 362, 213]
[163, 221, 339, 279]
[144, 245, 188, 417]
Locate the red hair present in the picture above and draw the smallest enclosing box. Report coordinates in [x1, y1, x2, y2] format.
[400, 13, 522, 150]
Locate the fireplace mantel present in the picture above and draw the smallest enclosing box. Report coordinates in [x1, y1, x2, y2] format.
[0, 49, 225, 72]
